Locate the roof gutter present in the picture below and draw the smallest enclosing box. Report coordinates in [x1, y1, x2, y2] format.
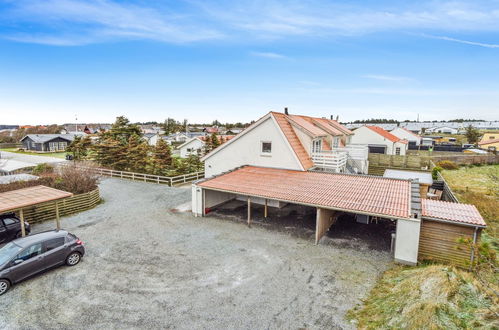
[421, 215, 486, 229]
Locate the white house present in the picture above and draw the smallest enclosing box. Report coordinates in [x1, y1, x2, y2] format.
[350, 126, 408, 155]
[201, 111, 368, 177]
[179, 135, 235, 158]
[191, 110, 487, 267]
[390, 127, 421, 147]
[425, 126, 459, 134]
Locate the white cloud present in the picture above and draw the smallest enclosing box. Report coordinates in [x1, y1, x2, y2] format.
[422, 34, 499, 48]
[250, 51, 286, 59]
[362, 75, 413, 82]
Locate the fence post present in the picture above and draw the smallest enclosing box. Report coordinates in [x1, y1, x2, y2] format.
[157, 176, 160, 184]
[132, 173, 134, 181]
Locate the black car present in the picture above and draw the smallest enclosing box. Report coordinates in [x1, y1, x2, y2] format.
[0, 230, 85, 295]
[0, 213, 31, 244]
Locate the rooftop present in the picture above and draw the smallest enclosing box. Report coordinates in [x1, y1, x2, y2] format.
[366, 126, 408, 144]
[0, 185, 73, 214]
[198, 166, 412, 219]
[421, 199, 486, 227]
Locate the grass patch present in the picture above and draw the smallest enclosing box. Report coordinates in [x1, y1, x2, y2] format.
[0, 148, 67, 159]
[348, 265, 498, 329]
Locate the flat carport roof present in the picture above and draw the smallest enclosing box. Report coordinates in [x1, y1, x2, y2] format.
[0, 185, 73, 236]
[197, 166, 413, 220]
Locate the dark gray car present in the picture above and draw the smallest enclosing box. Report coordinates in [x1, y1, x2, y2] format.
[0, 230, 85, 295]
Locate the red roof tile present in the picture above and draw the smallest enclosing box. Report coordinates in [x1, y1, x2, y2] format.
[272, 112, 314, 170]
[421, 199, 486, 227]
[287, 115, 328, 137]
[199, 166, 412, 219]
[478, 138, 499, 145]
[366, 126, 404, 143]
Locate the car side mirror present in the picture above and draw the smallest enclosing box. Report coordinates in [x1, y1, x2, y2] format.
[13, 259, 24, 265]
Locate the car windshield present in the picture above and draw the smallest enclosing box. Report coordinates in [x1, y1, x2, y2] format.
[0, 242, 22, 266]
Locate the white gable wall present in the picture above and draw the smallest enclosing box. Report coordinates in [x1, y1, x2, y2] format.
[179, 138, 205, 158]
[350, 126, 407, 155]
[391, 128, 421, 145]
[204, 117, 302, 177]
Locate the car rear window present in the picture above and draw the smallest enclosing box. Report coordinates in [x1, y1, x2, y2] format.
[2, 218, 17, 226]
[45, 237, 65, 251]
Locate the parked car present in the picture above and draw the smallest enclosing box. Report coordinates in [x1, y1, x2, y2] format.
[0, 230, 85, 295]
[0, 213, 31, 244]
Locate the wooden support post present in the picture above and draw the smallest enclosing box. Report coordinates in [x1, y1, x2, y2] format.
[264, 199, 268, 218]
[55, 201, 61, 230]
[247, 197, 251, 227]
[19, 209, 26, 237]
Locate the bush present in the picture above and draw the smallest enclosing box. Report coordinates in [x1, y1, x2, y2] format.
[436, 160, 459, 170]
[432, 166, 442, 180]
[54, 164, 99, 194]
[32, 163, 54, 175]
[0, 177, 56, 193]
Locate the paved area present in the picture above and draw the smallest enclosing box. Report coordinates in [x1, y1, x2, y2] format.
[0, 151, 66, 172]
[0, 178, 392, 329]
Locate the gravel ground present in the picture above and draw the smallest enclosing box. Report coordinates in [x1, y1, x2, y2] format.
[0, 151, 66, 172]
[0, 178, 392, 329]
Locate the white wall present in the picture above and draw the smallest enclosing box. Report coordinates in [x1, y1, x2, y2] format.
[191, 185, 204, 217]
[391, 128, 421, 146]
[205, 190, 235, 209]
[394, 218, 421, 265]
[350, 126, 407, 155]
[204, 116, 302, 177]
[180, 138, 204, 158]
[235, 195, 286, 208]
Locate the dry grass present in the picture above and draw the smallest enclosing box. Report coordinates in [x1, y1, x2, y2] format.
[348, 265, 499, 329]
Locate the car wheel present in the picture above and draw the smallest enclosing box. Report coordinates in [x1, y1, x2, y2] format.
[0, 279, 10, 296]
[66, 252, 81, 266]
[15, 231, 22, 238]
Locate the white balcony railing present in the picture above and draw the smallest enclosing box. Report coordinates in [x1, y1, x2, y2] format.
[335, 144, 369, 174]
[311, 150, 348, 173]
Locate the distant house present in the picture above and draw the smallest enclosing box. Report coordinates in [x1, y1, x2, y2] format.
[478, 138, 499, 152]
[390, 127, 422, 146]
[21, 134, 78, 152]
[425, 126, 458, 134]
[480, 133, 498, 144]
[143, 133, 161, 146]
[350, 126, 408, 155]
[178, 135, 235, 158]
[203, 127, 219, 134]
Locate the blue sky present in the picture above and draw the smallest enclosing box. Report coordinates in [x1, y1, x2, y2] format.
[1, 0, 499, 124]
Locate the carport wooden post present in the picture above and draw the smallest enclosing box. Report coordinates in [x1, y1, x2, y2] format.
[247, 197, 251, 227]
[19, 209, 26, 237]
[264, 199, 268, 218]
[55, 201, 61, 230]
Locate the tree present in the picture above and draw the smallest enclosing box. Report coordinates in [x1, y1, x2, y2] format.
[465, 125, 481, 144]
[93, 137, 128, 170]
[126, 135, 149, 172]
[151, 138, 173, 175]
[210, 132, 220, 149]
[67, 136, 92, 160]
[162, 118, 182, 135]
[105, 116, 142, 144]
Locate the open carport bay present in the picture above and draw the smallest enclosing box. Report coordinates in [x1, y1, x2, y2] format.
[0, 178, 391, 329]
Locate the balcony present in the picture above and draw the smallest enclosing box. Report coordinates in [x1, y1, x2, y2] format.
[311, 150, 348, 173]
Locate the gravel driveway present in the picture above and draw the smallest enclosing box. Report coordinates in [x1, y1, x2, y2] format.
[0, 178, 391, 329]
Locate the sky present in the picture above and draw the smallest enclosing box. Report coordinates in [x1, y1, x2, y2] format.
[0, 0, 499, 125]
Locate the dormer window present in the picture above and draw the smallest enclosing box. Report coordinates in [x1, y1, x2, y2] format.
[312, 139, 322, 153]
[333, 137, 340, 148]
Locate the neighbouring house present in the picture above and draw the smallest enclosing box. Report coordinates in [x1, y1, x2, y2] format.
[478, 138, 499, 152]
[203, 127, 219, 134]
[390, 127, 422, 147]
[350, 126, 408, 155]
[191, 110, 487, 267]
[463, 148, 490, 154]
[143, 133, 161, 146]
[178, 135, 235, 158]
[479, 133, 498, 143]
[200, 111, 367, 177]
[425, 126, 459, 134]
[20, 134, 79, 152]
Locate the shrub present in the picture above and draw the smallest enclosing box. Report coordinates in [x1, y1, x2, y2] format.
[432, 166, 443, 180]
[436, 160, 459, 170]
[0, 177, 56, 193]
[32, 163, 54, 175]
[54, 164, 99, 194]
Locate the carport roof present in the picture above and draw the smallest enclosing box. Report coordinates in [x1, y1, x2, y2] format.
[421, 199, 486, 227]
[0, 185, 73, 213]
[198, 166, 413, 219]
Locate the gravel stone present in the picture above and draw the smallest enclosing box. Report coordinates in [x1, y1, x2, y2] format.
[0, 178, 392, 329]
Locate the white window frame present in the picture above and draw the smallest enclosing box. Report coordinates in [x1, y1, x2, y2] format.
[333, 137, 340, 148]
[395, 147, 401, 155]
[312, 139, 322, 153]
[261, 141, 272, 155]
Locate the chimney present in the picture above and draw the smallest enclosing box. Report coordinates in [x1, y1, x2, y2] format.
[336, 115, 339, 121]
[330, 115, 333, 120]
[284, 107, 289, 115]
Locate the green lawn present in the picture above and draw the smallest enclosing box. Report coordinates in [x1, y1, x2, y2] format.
[0, 148, 67, 159]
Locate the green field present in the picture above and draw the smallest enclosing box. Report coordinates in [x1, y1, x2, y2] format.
[0, 148, 67, 159]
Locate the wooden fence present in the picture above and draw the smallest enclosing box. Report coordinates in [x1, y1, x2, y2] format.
[59, 164, 204, 186]
[16, 188, 101, 224]
[0, 143, 22, 149]
[436, 171, 459, 203]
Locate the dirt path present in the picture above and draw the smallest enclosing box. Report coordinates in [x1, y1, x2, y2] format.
[0, 178, 392, 329]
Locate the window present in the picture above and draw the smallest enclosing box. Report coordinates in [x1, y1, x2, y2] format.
[261, 141, 272, 154]
[395, 147, 401, 155]
[312, 139, 322, 153]
[16, 243, 42, 261]
[58, 142, 67, 150]
[44, 237, 65, 252]
[333, 137, 340, 148]
[490, 136, 495, 140]
[2, 218, 17, 226]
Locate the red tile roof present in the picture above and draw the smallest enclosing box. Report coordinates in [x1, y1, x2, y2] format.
[311, 117, 345, 136]
[421, 199, 486, 227]
[478, 138, 499, 145]
[367, 126, 406, 143]
[272, 112, 314, 170]
[0, 186, 73, 213]
[198, 166, 412, 219]
[287, 115, 328, 137]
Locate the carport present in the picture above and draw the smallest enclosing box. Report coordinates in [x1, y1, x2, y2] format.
[0, 185, 73, 236]
[192, 166, 422, 265]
